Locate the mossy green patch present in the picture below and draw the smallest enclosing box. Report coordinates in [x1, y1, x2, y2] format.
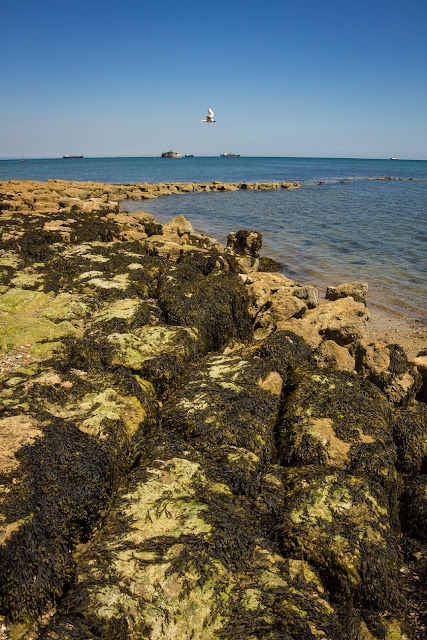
[0, 288, 53, 315]
[0, 317, 76, 353]
[86, 276, 128, 290]
[28, 340, 64, 359]
[46, 387, 147, 439]
[281, 467, 400, 608]
[108, 326, 196, 367]
[40, 292, 90, 321]
[92, 297, 142, 324]
[0, 251, 21, 269]
[9, 272, 45, 290]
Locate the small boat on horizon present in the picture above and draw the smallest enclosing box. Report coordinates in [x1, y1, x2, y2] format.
[390, 156, 399, 160]
[184, 153, 195, 157]
[220, 153, 240, 157]
[63, 154, 83, 159]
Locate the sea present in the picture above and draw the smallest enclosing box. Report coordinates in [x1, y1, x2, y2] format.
[1, 156, 426, 324]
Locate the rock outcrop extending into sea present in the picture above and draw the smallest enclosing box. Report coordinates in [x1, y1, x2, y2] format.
[0, 180, 426, 640]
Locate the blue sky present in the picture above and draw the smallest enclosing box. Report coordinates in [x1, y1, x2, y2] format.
[1, 0, 426, 158]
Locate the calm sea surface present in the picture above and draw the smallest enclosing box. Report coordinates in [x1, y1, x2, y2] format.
[1, 156, 426, 323]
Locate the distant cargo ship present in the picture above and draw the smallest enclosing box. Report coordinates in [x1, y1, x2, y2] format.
[63, 154, 83, 159]
[220, 153, 240, 157]
[161, 150, 182, 158]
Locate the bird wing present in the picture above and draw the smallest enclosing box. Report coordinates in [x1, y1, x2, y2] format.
[207, 108, 214, 117]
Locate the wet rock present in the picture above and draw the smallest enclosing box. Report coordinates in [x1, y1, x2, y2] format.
[163, 214, 194, 237]
[315, 339, 356, 372]
[355, 340, 422, 406]
[393, 401, 427, 474]
[326, 281, 369, 305]
[292, 283, 320, 308]
[414, 349, 427, 402]
[227, 230, 262, 258]
[303, 297, 370, 346]
[280, 467, 401, 609]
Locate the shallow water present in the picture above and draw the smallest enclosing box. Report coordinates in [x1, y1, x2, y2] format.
[124, 179, 427, 324]
[1, 156, 426, 324]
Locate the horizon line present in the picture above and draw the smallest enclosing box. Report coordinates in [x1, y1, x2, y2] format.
[1, 155, 426, 162]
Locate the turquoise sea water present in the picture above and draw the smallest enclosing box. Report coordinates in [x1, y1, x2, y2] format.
[1, 156, 426, 323]
[1, 155, 426, 183]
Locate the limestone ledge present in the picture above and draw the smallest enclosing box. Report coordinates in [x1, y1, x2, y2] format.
[0, 178, 302, 216]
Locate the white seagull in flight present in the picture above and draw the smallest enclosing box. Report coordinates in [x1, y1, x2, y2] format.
[202, 107, 215, 123]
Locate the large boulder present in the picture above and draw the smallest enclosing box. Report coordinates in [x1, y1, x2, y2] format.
[226, 230, 263, 273]
[241, 272, 317, 337]
[314, 339, 356, 372]
[413, 349, 427, 402]
[302, 297, 370, 346]
[280, 468, 401, 609]
[354, 340, 422, 406]
[163, 214, 194, 237]
[326, 281, 369, 305]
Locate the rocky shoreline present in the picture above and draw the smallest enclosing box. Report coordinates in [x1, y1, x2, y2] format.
[0, 180, 426, 640]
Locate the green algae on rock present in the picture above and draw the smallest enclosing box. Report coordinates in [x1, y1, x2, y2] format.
[280, 468, 402, 609]
[34, 436, 348, 640]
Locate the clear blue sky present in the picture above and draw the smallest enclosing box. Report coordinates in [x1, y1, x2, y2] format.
[1, 0, 426, 158]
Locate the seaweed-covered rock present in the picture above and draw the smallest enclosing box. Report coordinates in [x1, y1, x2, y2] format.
[163, 352, 284, 464]
[0, 361, 156, 621]
[227, 229, 262, 257]
[277, 366, 399, 506]
[400, 475, 427, 543]
[226, 230, 263, 273]
[355, 341, 422, 406]
[280, 468, 402, 608]
[393, 401, 427, 474]
[157, 265, 252, 352]
[161, 331, 314, 499]
[35, 436, 348, 640]
[107, 324, 200, 394]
